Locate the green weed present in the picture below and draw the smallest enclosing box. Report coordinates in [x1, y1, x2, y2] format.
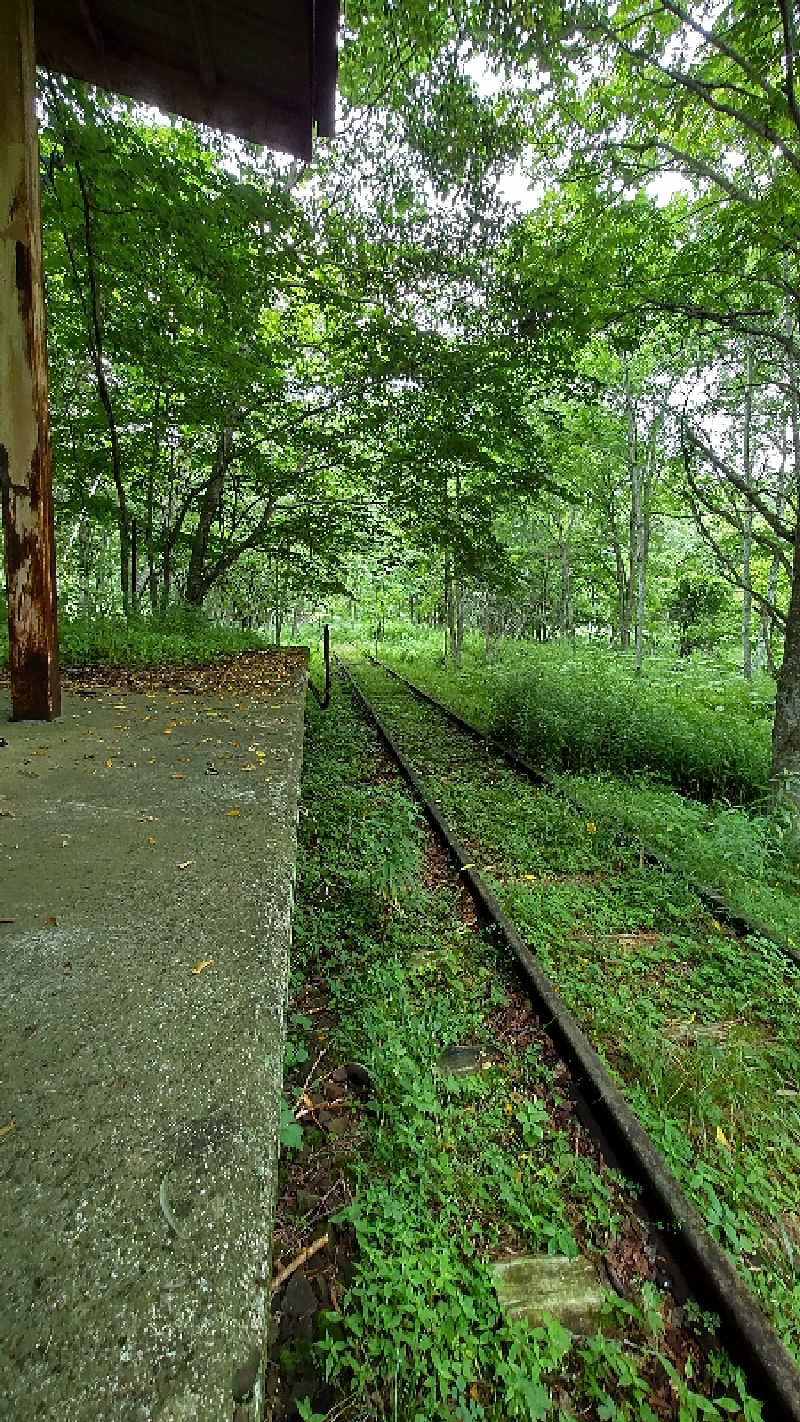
[286, 680, 766, 1415]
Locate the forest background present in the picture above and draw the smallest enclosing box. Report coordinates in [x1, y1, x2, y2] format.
[3, 0, 800, 794]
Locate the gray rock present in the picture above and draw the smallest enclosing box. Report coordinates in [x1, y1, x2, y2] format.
[492, 1254, 606, 1334]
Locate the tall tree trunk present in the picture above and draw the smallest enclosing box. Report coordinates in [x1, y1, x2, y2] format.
[185, 429, 232, 606]
[69, 156, 130, 610]
[146, 388, 163, 612]
[161, 445, 175, 611]
[444, 547, 455, 659]
[635, 424, 656, 674]
[556, 506, 575, 642]
[742, 345, 754, 678]
[772, 509, 800, 798]
[624, 364, 646, 667]
[755, 424, 788, 674]
[772, 338, 800, 795]
[274, 554, 282, 645]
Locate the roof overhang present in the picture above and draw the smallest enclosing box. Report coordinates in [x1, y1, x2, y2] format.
[35, 0, 339, 159]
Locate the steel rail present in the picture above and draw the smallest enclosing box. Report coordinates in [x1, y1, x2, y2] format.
[367, 655, 800, 971]
[338, 654, 800, 1422]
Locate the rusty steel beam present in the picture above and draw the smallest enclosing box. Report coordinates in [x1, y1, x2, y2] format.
[1, 0, 60, 720]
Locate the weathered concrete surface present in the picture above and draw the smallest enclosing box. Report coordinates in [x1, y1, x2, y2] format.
[0, 652, 308, 1420]
[492, 1253, 606, 1334]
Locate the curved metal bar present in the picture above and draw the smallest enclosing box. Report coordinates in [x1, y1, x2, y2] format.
[308, 624, 331, 708]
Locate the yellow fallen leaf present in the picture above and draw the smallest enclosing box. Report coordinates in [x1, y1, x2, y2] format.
[524, 873, 537, 881]
[105, 759, 113, 768]
[177, 860, 194, 870]
[148, 836, 156, 846]
[226, 809, 240, 816]
[716, 1125, 730, 1149]
[191, 958, 213, 974]
[241, 763, 257, 771]
[170, 773, 186, 780]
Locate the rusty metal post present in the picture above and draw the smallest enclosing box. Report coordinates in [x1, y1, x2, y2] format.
[1, 0, 60, 719]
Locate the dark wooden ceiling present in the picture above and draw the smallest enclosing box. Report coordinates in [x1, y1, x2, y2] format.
[35, 0, 339, 159]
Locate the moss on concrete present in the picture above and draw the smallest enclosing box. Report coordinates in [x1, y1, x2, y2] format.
[0, 662, 307, 1419]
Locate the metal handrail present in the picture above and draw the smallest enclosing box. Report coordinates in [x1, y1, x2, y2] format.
[307, 624, 331, 708]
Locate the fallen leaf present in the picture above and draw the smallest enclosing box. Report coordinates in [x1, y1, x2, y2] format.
[0, 1118, 15, 1139]
[105, 759, 113, 768]
[138, 816, 155, 822]
[191, 958, 213, 974]
[148, 836, 156, 846]
[170, 774, 186, 780]
[226, 809, 240, 816]
[163, 729, 174, 735]
[177, 860, 194, 870]
[716, 1125, 731, 1149]
[44, 914, 57, 925]
[241, 763, 257, 771]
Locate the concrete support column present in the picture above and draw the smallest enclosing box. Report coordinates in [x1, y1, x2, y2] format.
[1, 0, 60, 720]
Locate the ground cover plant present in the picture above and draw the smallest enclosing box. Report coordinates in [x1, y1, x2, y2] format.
[274, 681, 765, 1420]
[348, 658, 800, 1367]
[0, 610, 270, 686]
[374, 633, 773, 803]
[371, 635, 800, 946]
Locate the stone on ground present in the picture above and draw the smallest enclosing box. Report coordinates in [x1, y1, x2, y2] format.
[491, 1253, 606, 1334]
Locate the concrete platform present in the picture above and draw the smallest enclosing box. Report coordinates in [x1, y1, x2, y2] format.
[0, 650, 308, 1420]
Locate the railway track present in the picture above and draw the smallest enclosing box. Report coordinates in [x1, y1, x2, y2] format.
[366, 655, 800, 969]
[336, 653, 800, 1420]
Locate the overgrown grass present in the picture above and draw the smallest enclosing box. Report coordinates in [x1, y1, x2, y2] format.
[350, 658, 800, 1363]
[488, 649, 770, 803]
[371, 633, 799, 943]
[289, 686, 760, 1419]
[371, 630, 772, 803]
[557, 772, 800, 944]
[0, 608, 270, 670]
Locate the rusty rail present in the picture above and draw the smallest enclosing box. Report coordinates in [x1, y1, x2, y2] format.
[339, 653, 800, 1421]
[367, 654, 800, 971]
